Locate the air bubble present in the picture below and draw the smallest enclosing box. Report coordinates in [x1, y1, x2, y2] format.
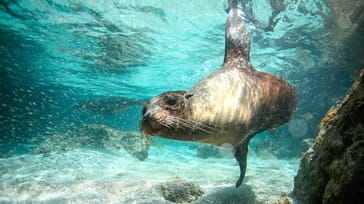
[288, 119, 308, 138]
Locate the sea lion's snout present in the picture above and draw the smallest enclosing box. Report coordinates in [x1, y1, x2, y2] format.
[141, 103, 162, 135]
[141, 118, 161, 135]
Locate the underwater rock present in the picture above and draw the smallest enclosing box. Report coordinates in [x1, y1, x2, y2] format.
[31, 124, 150, 161]
[293, 69, 364, 203]
[193, 185, 256, 204]
[324, 0, 364, 68]
[326, 0, 364, 31]
[299, 138, 314, 155]
[159, 179, 204, 203]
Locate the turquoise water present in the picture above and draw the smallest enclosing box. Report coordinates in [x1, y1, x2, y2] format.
[0, 0, 362, 203]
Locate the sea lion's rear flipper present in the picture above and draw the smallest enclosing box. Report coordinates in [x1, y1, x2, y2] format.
[224, 0, 252, 69]
[234, 140, 249, 188]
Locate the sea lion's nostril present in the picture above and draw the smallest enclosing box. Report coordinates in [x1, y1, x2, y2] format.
[142, 112, 150, 121]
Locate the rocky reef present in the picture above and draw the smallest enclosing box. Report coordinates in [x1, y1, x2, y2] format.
[325, 0, 364, 68]
[293, 70, 364, 203]
[31, 124, 150, 161]
[159, 179, 204, 203]
[158, 178, 258, 204]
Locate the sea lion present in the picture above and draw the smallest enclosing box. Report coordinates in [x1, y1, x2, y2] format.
[140, 0, 296, 187]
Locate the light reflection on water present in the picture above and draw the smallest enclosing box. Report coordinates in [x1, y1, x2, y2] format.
[1, 0, 332, 97]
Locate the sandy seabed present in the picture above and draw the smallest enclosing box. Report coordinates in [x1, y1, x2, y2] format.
[0, 144, 299, 203]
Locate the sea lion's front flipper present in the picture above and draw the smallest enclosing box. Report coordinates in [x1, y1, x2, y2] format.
[234, 140, 249, 188]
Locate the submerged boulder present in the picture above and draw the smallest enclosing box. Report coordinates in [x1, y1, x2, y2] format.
[32, 124, 150, 160]
[193, 185, 256, 204]
[159, 179, 204, 203]
[293, 70, 364, 203]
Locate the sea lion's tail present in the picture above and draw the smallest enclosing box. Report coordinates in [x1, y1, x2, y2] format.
[223, 0, 252, 69]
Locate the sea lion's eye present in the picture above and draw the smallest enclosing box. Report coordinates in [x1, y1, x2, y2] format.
[166, 97, 177, 106]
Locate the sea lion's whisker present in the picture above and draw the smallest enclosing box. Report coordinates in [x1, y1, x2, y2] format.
[142, 132, 153, 145]
[166, 116, 202, 132]
[178, 117, 225, 129]
[174, 117, 214, 133]
[177, 117, 226, 134]
[176, 117, 223, 134]
[165, 116, 179, 125]
[159, 120, 173, 129]
[170, 116, 192, 126]
[199, 123, 227, 133]
[169, 116, 196, 129]
[164, 116, 183, 129]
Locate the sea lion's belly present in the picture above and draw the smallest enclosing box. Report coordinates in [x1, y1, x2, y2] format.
[189, 67, 296, 135]
[190, 68, 255, 126]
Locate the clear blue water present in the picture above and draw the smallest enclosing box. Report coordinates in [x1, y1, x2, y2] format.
[0, 0, 362, 203]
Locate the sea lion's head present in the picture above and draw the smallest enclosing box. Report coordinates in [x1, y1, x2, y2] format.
[141, 91, 194, 139]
